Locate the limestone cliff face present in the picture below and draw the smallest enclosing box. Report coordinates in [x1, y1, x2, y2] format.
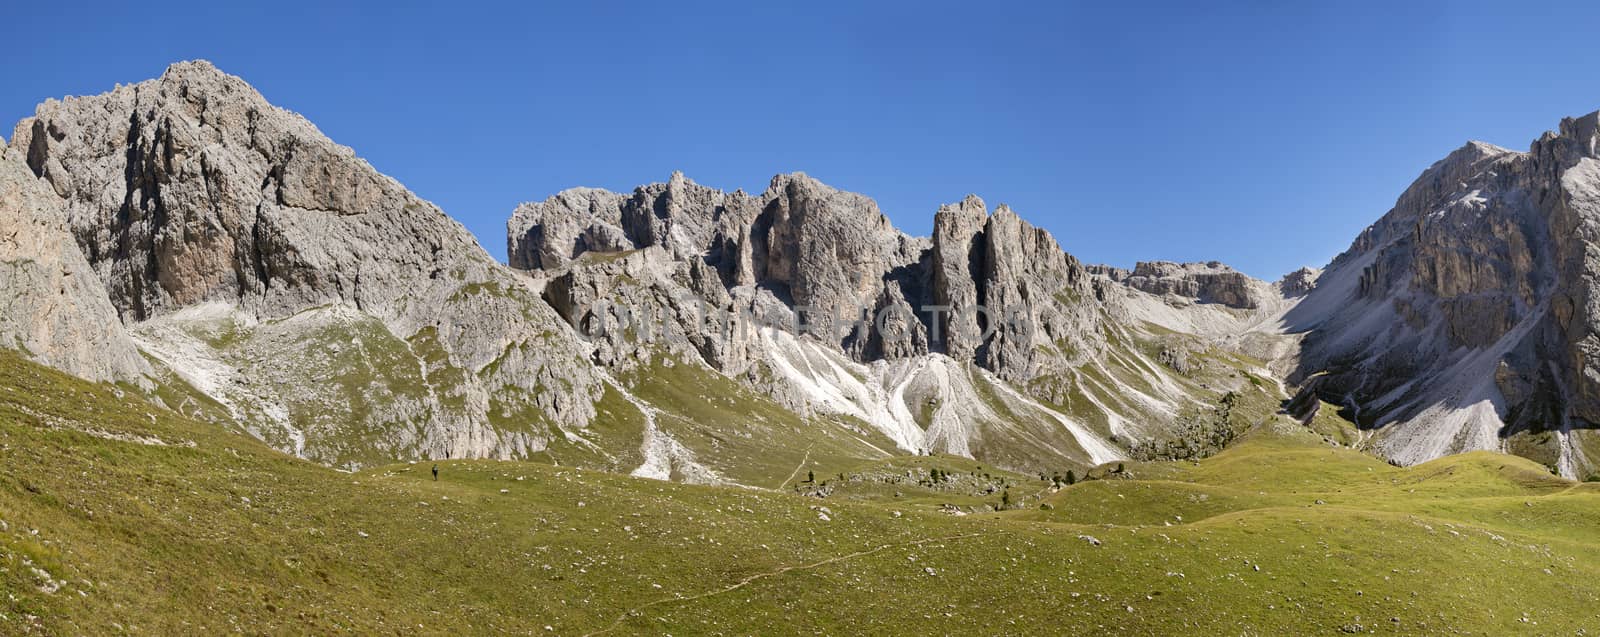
[929, 195, 989, 361]
[1536, 115, 1600, 437]
[0, 147, 150, 384]
[8, 61, 601, 467]
[512, 172, 932, 357]
[973, 205, 1099, 384]
[1288, 117, 1600, 477]
[1090, 261, 1268, 309]
[15, 61, 495, 331]
[510, 172, 1105, 386]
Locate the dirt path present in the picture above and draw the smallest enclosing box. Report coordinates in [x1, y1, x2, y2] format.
[775, 444, 815, 489]
[583, 532, 982, 636]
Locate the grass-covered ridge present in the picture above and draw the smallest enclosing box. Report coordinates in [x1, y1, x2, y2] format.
[3, 350, 1600, 634]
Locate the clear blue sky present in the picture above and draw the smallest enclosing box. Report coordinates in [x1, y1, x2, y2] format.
[7, 1, 1600, 278]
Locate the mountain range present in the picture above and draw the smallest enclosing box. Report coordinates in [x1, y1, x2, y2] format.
[5, 60, 1599, 482]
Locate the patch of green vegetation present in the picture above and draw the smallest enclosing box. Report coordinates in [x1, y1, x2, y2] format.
[1093, 326, 1164, 398]
[185, 318, 248, 351]
[1139, 320, 1181, 337]
[406, 326, 470, 413]
[11, 337, 34, 357]
[221, 315, 457, 467]
[1305, 400, 1362, 447]
[1025, 371, 1107, 433]
[965, 368, 1099, 471]
[622, 356, 897, 487]
[1048, 337, 1079, 359]
[806, 454, 1041, 511]
[133, 353, 236, 426]
[446, 278, 547, 323]
[513, 384, 650, 474]
[1052, 287, 1083, 305]
[1129, 391, 1244, 461]
[1504, 428, 1562, 473]
[448, 280, 510, 303]
[912, 396, 940, 429]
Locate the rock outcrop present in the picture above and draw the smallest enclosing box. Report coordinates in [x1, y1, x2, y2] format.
[511, 172, 935, 357]
[1277, 267, 1320, 297]
[1091, 261, 1268, 309]
[0, 146, 150, 383]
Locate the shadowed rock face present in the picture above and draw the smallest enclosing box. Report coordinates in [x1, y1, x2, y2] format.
[0, 146, 150, 384]
[1286, 117, 1600, 476]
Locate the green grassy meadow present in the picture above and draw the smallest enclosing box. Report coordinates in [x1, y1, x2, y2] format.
[3, 351, 1598, 634]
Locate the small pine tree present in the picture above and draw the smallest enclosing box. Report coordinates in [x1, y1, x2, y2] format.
[1000, 489, 1012, 510]
[1065, 470, 1076, 485]
[807, 470, 814, 483]
[1116, 462, 1126, 474]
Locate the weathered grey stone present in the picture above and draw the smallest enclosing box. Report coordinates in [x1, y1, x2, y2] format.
[1112, 261, 1266, 309]
[930, 195, 988, 360]
[978, 204, 1098, 383]
[1288, 120, 1600, 475]
[1277, 267, 1320, 297]
[7, 61, 602, 466]
[0, 147, 150, 383]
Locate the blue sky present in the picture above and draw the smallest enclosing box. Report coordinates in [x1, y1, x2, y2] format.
[6, 1, 1600, 278]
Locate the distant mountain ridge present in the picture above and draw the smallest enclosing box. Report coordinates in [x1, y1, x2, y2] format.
[4, 60, 1599, 478]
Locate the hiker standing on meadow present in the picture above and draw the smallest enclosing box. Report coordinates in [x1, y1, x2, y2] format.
[432, 464, 439, 481]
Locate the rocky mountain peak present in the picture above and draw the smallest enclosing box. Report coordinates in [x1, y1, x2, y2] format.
[3, 61, 602, 467]
[1282, 107, 1600, 477]
[9, 58, 471, 326]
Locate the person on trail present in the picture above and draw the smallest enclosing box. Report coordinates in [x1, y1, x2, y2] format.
[432, 464, 439, 481]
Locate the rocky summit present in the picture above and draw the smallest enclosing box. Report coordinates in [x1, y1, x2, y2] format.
[4, 60, 1600, 482]
[8, 61, 602, 469]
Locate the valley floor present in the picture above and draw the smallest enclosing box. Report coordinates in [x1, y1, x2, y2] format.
[2, 351, 1598, 635]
